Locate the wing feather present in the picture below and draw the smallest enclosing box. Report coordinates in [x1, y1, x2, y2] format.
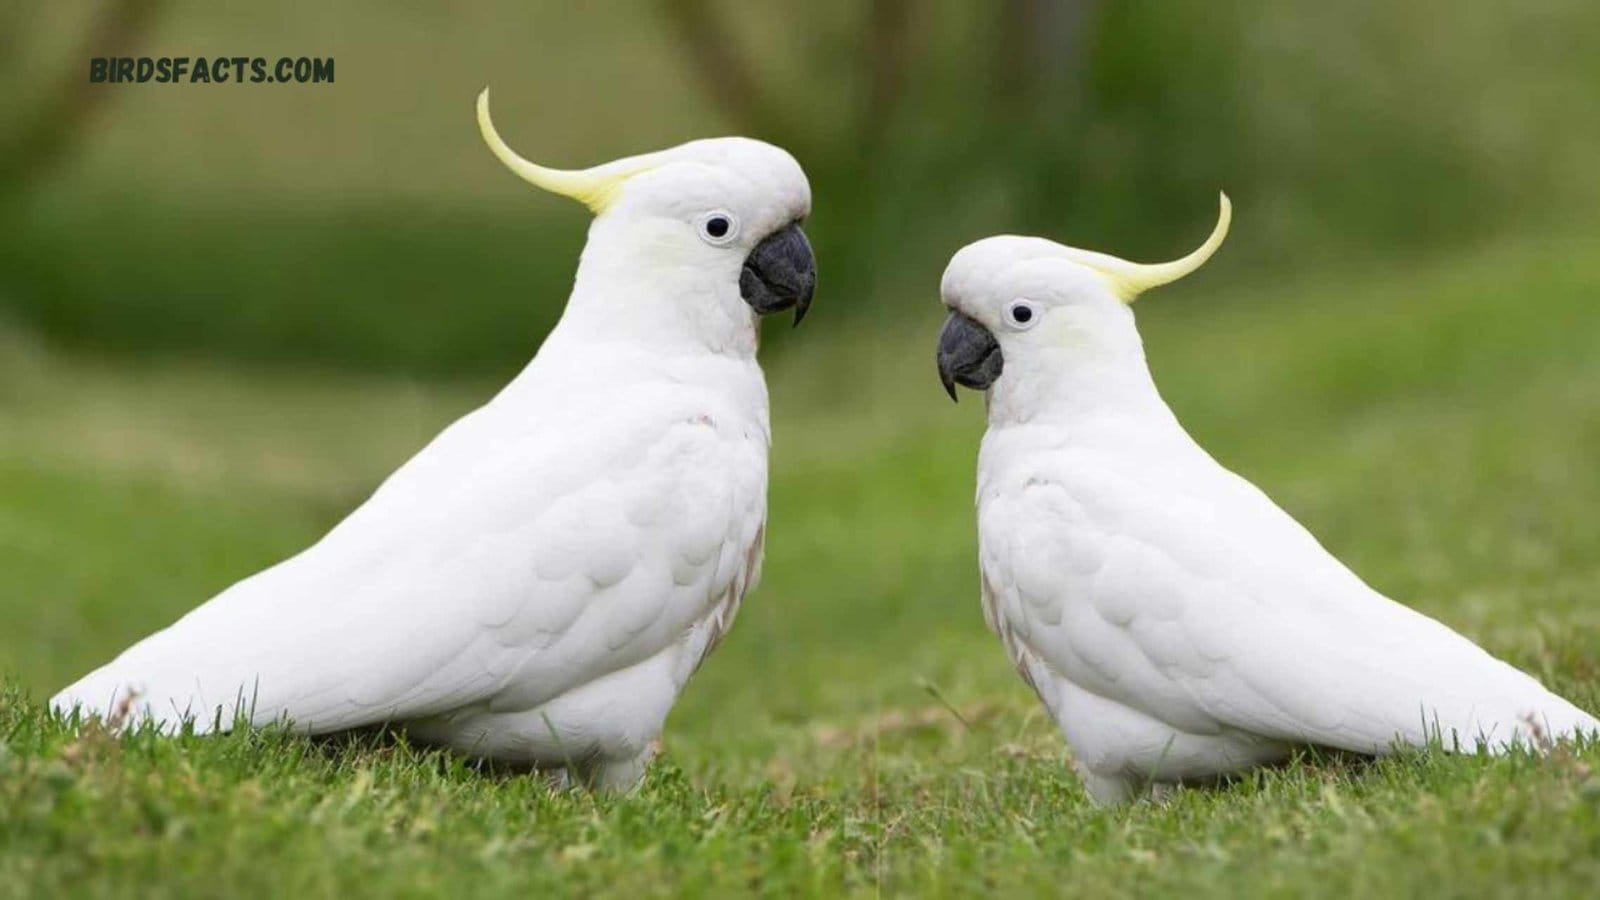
[983, 452, 1598, 755]
[53, 387, 767, 736]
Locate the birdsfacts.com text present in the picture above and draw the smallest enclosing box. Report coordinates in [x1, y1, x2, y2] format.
[89, 57, 335, 85]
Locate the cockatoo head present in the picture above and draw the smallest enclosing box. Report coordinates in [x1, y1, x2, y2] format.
[477, 89, 815, 332]
[936, 195, 1230, 404]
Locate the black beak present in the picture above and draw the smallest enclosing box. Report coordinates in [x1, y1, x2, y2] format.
[936, 311, 1002, 402]
[740, 221, 816, 327]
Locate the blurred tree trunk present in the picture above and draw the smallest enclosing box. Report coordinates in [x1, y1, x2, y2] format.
[996, 0, 1096, 108]
[657, 0, 785, 142]
[0, 0, 162, 200]
[657, 0, 919, 157]
[860, 0, 915, 152]
[658, 1, 1095, 154]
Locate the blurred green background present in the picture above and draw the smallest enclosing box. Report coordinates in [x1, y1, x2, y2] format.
[6, 3, 1600, 894]
[5, 1, 1599, 374]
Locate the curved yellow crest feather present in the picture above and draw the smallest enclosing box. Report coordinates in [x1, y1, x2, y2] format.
[1063, 193, 1232, 302]
[476, 88, 651, 214]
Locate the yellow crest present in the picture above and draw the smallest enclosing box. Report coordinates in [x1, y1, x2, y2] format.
[1061, 194, 1232, 302]
[476, 88, 653, 214]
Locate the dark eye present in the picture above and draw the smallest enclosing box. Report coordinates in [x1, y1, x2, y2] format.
[697, 210, 740, 245]
[1005, 299, 1041, 330]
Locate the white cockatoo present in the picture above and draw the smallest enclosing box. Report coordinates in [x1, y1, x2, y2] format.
[51, 90, 815, 790]
[936, 195, 1598, 805]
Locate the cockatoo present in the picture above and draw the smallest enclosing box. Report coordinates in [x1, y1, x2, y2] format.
[936, 195, 1598, 805]
[51, 89, 816, 791]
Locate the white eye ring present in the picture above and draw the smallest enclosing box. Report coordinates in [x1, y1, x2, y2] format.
[696, 210, 741, 246]
[1005, 299, 1041, 330]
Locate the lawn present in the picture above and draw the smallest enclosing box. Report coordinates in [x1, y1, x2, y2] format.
[2, 233, 1599, 897]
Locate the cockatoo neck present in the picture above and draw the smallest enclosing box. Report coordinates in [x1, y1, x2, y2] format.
[495, 221, 765, 407]
[985, 310, 1176, 431]
[554, 220, 760, 360]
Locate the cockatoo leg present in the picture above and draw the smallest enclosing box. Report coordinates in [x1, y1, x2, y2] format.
[578, 739, 661, 792]
[538, 765, 577, 792]
[1076, 770, 1184, 806]
[1074, 761, 1138, 806]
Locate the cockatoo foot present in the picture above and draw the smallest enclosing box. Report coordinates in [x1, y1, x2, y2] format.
[1145, 781, 1181, 804]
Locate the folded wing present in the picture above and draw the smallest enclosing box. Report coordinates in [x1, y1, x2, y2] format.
[983, 454, 1598, 755]
[52, 390, 766, 736]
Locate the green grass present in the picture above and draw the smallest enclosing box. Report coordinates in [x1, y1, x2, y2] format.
[4, 233, 1600, 896]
